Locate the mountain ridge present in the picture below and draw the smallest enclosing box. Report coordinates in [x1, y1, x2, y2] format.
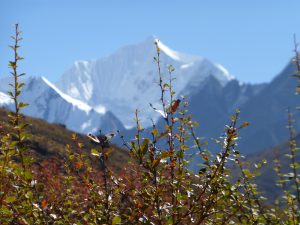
[0, 76, 124, 134]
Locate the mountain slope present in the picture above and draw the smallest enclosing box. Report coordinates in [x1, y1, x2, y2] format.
[158, 61, 298, 155]
[0, 76, 124, 134]
[0, 107, 129, 172]
[238, 62, 300, 153]
[233, 130, 300, 203]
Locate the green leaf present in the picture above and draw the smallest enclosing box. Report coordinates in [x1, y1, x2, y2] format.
[199, 168, 207, 174]
[0, 206, 12, 215]
[130, 141, 137, 152]
[152, 158, 161, 168]
[112, 216, 121, 225]
[181, 145, 189, 151]
[20, 132, 30, 141]
[91, 149, 100, 157]
[25, 191, 33, 200]
[7, 91, 14, 97]
[233, 150, 240, 155]
[242, 169, 253, 178]
[176, 150, 184, 159]
[168, 64, 175, 73]
[24, 171, 33, 180]
[230, 115, 235, 122]
[9, 61, 16, 68]
[33, 211, 39, 218]
[163, 83, 170, 89]
[197, 163, 207, 167]
[152, 128, 158, 138]
[141, 138, 150, 155]
[157, 130, 169, 139]
[261, 159, 267, 164]
[72, 133, 77, 140]
[160, 151, 172, 159]
[18, 102, 29, 108]
[5, 196, 16, 203]
[78, 142, 84, 148]
[19, 83, 25, 88]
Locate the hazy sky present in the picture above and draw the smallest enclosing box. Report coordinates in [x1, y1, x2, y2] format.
[1, 1, 300, 84]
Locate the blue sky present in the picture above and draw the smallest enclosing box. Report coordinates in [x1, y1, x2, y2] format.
[1, 1, 300, 84]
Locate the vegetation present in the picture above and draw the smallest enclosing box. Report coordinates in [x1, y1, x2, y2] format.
[0, 24, 300, 224]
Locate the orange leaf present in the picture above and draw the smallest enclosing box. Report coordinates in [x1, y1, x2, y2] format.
[239, 122, 249, 129]
[41, 199, 48, 209]
[104, 148, 113, 157]
[171, 99, 181, 113]
[75, 161, 83, 170]
[202, 155, 209, 161]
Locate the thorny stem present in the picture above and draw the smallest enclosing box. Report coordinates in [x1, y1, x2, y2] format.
[99, 143, 111, 223]
[173, 99, 189, 225]
[189, 122, 203, 154]
[202, 111, 239, 197]
[236, 156, 269, 223]
[274, 152, 287, 192]
[154, 40, 168, 121]
[167, 66, 177, 222]
[183, 111, 240, 222]
[10, 24, 26, 173]
[178, 99, 187, 172]
[117, 130, 133, 152]
[153, 41, 169, 224]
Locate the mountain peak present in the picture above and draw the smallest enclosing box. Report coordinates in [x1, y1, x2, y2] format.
[57, 37, 234, 128]
[144, 35, 158, 43]
[140, 36, 201, 63]
[155, 39, 182, 61]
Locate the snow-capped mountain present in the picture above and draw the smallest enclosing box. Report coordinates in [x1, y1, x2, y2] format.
[0, 76, 124, 134]
[0, 36, 296, 157]
[56, 36, 234, 128]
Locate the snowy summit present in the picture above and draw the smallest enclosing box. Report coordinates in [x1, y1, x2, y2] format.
[56, 36, 235, 128]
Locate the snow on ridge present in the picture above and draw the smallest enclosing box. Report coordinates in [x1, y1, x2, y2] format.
[0, 92, 13, 105]
[215, 64, 235, 81]
[180, 62, 194, 69]
[41, 76, 103, 114]
[155, 39, 181, 61]
[154, 38, 201, 63]
[94, 105, 106, 114]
